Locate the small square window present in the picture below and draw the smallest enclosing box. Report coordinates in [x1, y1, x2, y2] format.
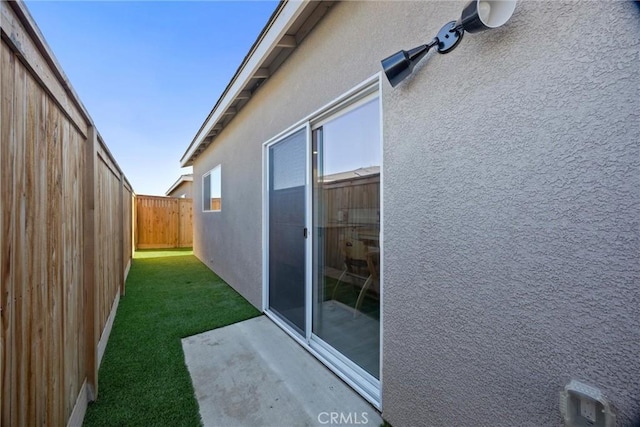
[203, 165, 221, 212]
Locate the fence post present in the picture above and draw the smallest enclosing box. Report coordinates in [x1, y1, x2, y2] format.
[118, 173, 125, 296]
[83, 125, 98, 400]
[132, 193, 137, 253]
[175, 198, 180, 248]
[0, 14, 4, 423]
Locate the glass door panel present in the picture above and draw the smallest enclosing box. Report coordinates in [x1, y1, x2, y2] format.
[312, 97, 381, 379]
[268, 129, 307, 335]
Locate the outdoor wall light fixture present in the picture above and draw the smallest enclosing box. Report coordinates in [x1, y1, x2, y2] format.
[381, 0, 517, 87]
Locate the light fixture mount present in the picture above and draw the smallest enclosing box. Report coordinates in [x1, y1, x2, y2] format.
[381, 0, 517, 87]
[436, 21, 463, 54]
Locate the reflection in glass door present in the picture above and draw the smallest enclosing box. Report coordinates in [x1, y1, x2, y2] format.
[312, 97, 381, 380]
[268, 129, 307, 335]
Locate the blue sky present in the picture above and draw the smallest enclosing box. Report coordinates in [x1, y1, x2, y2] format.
[26, 0, 278, 196]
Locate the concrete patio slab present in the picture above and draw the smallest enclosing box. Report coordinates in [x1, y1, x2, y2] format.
[181, 315, 382, 427]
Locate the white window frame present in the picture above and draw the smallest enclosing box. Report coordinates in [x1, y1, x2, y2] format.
[202, 164, 222, 212]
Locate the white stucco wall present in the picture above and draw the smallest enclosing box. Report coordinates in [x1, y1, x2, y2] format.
[192, 1, 639, 425]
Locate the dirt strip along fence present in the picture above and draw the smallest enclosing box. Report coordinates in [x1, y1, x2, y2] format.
[1, 1, 135, 425]
[136, 195, 193, 249]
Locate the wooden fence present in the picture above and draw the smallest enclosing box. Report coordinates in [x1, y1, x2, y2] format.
[136, 195, 193, 249]
[321, 174, 380, 269]
[0, 2, 135, 425]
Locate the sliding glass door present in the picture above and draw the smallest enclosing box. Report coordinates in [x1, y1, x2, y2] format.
[311, 96, 381, 381]
[264, 81, 381, 405]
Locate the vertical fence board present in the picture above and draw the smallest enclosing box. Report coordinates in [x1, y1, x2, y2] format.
[178, 199, 193, 247]
[64, 124, 86, 420]
[95, 156, 122, 334]
[29, 70, 46, 427]
[25, 70, 37, 427]
[47, 96, 64, 426]
[0, 37, 5, 427]
[123, 188, 133, 271]
[83, 125, 97, 403]
[62, 116, 76, 420]
[14, 51, 28, 427]
[0, 40, 14, 427]
[118, 174, 124, 294]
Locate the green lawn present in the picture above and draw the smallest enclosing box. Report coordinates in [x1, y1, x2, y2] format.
[83, 249, 260, 426]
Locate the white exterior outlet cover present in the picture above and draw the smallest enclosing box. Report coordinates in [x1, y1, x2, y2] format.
[560, 380, 616, 427]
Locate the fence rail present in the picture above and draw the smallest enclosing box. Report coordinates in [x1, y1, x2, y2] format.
[136, 195, 193, 249]
[0, 2, 135, 425]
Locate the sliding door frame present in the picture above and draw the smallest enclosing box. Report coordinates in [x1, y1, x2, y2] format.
[261, 73, 383, 409]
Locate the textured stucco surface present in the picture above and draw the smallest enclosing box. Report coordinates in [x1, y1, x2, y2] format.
[382, 1, 640, 426]
[191, 1, 639, 425]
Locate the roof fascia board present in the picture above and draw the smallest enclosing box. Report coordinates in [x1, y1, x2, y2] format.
[180, 1, 311, 167]
[165, 175, 194, 196]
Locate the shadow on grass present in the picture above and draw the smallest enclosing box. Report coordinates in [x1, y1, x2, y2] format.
[134, 247, 194, 259]
[84, 249, 260, 426]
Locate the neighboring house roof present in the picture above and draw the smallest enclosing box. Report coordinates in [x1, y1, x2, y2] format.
[322, 166, 380, 183]
[180, 0, 333, 167]
[165, 174, 193, 196]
